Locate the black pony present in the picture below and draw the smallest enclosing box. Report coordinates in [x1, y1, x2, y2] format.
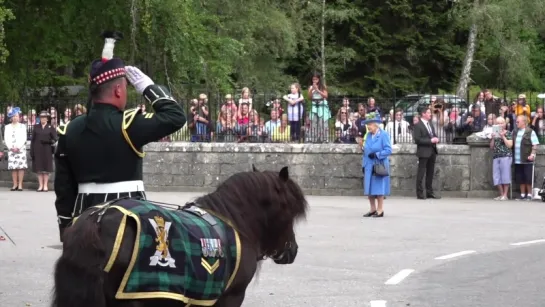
[51, 165, 308, 307]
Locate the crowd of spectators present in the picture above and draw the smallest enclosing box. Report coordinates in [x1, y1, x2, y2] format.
[2, 88, 543, 146]
[171, 87, 541, 145]
[173, 74, 339, 143]
[170, 88, 395, 145]
[444, 90, 545, 143]
[379, 89, 545, 145]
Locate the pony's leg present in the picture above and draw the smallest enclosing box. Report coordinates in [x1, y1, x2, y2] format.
[214, 293, 246, 307]
[52, 209, 123, 307]
[215, 244, 257, 307]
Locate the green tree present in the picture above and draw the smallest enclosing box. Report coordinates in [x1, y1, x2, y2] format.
[0, 0, 13, 63]
[455, 0, 545, 97]
[321, 0, 463, 96]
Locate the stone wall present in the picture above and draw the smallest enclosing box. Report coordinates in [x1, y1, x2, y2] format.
[7, 136, 545, 197]
[142, 142, 364, 196]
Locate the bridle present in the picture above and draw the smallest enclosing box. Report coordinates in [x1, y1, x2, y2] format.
[257, 241, 293, 261]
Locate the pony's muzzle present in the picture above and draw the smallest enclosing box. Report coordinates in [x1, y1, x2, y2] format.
[273, 241, 298, 265]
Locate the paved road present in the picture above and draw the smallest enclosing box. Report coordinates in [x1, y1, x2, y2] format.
[380, 244, 545, 307]
[0, 191, 544, 306]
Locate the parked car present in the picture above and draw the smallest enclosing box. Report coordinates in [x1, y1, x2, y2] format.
[383, 94, 424, 122]
[393, 94, 424, 111]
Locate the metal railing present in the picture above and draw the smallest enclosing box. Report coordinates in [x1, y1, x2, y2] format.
[1, 91, 544, 145]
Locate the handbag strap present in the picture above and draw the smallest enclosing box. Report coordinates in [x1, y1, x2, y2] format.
[373, 158, 384, 165]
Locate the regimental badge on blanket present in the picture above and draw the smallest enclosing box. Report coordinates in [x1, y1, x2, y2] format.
[200, 238, 224, 258]
[148, 215, 176, 268]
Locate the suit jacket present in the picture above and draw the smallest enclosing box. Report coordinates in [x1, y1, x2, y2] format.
[413, 120, 438, 158]
[0, 123, 5, 152]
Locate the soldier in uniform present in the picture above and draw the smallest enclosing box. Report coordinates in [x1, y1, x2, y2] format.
[54, 31, 186, 242]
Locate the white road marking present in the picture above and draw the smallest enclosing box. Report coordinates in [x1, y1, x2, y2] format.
[384, 269, 414, 285]
[510, 239, 545, 246]
[370, 300, 387, 307]
[435, 250, 476, 260]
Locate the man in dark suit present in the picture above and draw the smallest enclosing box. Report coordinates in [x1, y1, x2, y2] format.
[412, 107, 441, 199]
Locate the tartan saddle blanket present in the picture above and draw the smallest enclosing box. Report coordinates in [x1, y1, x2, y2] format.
[102, 198, 240, 306]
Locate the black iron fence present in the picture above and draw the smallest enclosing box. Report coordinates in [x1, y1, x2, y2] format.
[2, 91, 545, 145]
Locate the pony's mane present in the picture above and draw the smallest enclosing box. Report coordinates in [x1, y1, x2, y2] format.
[193, 169, 308, 251]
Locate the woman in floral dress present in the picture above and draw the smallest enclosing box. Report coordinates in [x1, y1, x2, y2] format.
[4, 107, 28, 191]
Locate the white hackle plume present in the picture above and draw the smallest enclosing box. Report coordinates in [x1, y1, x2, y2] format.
[102, 38, 116, 61]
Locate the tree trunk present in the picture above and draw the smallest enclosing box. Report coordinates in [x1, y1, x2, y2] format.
[321, 0, 326, 85]
[130, 0, 138, 63]
[456, 1, 479, 98]
[63, 64, 73, 77]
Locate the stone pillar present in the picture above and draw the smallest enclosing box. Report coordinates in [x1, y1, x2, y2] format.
[466, 133, 496, 197]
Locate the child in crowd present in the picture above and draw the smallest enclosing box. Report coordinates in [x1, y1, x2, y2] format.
[283, 83, 304, 142]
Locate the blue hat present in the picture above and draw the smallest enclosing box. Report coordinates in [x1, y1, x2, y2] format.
[363, 112, 382, 125]
[8, 107, 21, 118]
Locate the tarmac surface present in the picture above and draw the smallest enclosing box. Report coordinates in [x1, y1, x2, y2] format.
[1, 191, 545, 306]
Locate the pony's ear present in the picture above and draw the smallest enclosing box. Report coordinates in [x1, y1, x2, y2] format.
[279, 166, 289, 181]
[252, 164, 259, 172]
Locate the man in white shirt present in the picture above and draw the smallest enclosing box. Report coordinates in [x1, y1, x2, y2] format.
[385, 108, 411, 143]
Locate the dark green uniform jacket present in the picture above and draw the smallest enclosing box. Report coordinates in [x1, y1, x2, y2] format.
[54, 84, 186, 238]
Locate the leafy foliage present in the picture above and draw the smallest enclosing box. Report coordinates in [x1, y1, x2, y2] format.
[0, 0, 543, 102]
[455, 0, 545, 92]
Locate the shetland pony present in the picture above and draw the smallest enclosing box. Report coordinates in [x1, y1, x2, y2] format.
[51, 166, 308, 307]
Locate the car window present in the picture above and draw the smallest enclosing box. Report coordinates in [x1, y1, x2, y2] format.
[446, 98, 467, 108]
[395, 97, 421, 108]
[406, 101, 424, 113]
[395, 95, 469, 113]
[406, 97, 432, 112]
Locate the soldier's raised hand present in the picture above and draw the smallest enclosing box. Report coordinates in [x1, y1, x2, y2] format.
[125, 66, 154, 95]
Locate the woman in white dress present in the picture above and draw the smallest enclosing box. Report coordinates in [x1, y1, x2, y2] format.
[4, 107, 28, 191]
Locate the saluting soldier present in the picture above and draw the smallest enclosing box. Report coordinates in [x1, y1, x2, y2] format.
[54, 31, 186, 242]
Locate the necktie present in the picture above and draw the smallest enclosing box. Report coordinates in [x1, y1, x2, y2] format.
[426, 122, 433, 136]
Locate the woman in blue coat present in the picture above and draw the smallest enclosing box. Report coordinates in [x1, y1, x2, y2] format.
[362, 112, 392, 218]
